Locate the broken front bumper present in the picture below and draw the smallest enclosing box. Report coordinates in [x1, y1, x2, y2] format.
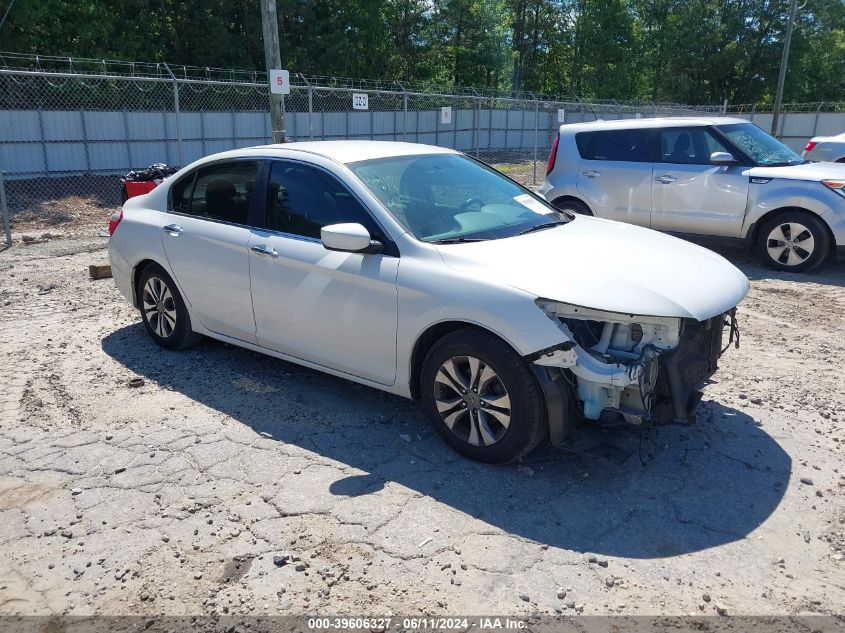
[651, 309, 738, 423]
[529, 305, 740, 443]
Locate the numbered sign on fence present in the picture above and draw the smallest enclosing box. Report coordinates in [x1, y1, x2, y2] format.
[441, 107, 452, 124]
[269, 69, 290, 95]
[352, 93, 369, 110]
[557, 108, 566, 123]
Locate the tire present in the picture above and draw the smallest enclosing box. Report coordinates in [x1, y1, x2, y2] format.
[137, 263, 203, 350]
[420, 327, 547, 464]
[551, 197, 592, 216]
[757, 211, 830, 273]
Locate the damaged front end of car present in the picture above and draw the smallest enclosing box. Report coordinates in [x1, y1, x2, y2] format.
[528, 300, 740, 443]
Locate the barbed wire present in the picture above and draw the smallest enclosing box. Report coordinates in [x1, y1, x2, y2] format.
[726, 102, 845, 113]
[0, 51, 752, 112]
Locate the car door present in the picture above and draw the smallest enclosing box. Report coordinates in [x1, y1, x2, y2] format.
[575, 128, 653, 227]
[650, 126, 749, 237]
[249, 159, 399, 385]
[160, 160, 260, 343]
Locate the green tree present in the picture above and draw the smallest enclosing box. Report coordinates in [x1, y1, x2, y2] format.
[571, 0, 639, 99]
[1, 0, 844, 104]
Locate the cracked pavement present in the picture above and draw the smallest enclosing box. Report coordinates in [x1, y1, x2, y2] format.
[0, 225, 844, 617]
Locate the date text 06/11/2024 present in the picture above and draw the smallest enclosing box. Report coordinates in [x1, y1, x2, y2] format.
[307, 617, 527, 630]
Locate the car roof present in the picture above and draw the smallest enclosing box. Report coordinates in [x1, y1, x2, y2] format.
[559, 116, 749, 133]
[245, 140, 459, 164]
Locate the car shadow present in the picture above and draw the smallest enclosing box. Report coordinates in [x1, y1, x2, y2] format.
[102, 324, 790, 559]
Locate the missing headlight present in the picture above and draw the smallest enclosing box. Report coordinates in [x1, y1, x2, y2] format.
[630, 323, 643, 343]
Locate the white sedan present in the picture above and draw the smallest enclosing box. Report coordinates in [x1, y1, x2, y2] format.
[108, 141, 749, 463]
[803, 132, 845, 163]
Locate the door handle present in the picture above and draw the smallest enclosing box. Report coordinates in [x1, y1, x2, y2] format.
[582, 169, 601, 178]
[251, 244, 279, 258]
[656, 175, 677, 184]
[163, 224, 183, 236]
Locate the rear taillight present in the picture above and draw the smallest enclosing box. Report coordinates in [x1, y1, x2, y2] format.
[804, 140, 817, 153]
[546, 134, 559, 174]
[108, 208, 123, 235]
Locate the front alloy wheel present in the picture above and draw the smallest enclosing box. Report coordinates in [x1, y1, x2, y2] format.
[420, 328, 547, 463]
[765, 222, 815, 268]
[434, 355, 512, 447]
[758, 212, 829, 272]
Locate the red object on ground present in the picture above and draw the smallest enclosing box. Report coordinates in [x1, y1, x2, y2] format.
[122, 180, 158, 200]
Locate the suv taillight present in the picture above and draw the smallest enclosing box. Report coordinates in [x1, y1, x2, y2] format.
[108, 208, 123, 235]
[804, 140, 817, 153]
[546, 135, 559, 174]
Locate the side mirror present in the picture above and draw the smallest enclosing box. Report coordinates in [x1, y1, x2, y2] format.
[710, 151, 737, 166]
[320, 223, 382, 254]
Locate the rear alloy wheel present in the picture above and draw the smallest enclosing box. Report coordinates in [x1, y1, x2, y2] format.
[142, 276, 177, 339]
[138, 264, 202, 350]
[551, 198, 592, 216]
[758, 212, 829, 272]
[421, 328, 547, 463]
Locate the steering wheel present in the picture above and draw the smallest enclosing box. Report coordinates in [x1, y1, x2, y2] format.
[457, 197, 486, 213]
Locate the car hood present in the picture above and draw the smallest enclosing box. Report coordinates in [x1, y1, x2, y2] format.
[434, 216, 750, 321]
[748, 161, 845, 181]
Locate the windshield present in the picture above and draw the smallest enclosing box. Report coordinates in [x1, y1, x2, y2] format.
[716, 122, 804, 166]
[348, 153, 569, 243]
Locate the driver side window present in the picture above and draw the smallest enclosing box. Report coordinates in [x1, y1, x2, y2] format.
[659, 128, 730, 165]
[265, 161, 381, 240]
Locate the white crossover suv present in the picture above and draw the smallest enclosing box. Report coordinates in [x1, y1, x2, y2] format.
[541, 117, 845, 272]
[803, 132, 845, 164]
[108, 141, 748, 463]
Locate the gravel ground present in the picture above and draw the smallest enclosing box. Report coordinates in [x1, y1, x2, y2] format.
[0, 213, 844, 619]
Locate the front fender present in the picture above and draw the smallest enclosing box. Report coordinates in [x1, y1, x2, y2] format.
[395, 256, 570, 390]
[742, 179, 845, 239]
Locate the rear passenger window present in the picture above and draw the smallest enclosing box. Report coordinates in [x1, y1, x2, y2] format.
[170, 173, 195, 213]
[172, 161, 259, 225]
[576, 130, 651, 162]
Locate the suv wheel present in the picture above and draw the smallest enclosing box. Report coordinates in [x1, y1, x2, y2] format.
[138, 264, 203, 350]
[757, 211, 829, 272]
[420, 328, 547, 463]
[551, 198, 592, 216]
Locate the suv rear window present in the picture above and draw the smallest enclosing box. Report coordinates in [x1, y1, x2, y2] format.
[575, 129, 651, 162]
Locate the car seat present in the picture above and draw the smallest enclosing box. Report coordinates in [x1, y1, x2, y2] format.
[205, 178, 239, 222]
[668, 133, 693, 163]
[270, 167, 337, 238]
[398, 168, 456, 238]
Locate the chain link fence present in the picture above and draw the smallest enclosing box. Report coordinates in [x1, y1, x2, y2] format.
[0, 54, 739, 228]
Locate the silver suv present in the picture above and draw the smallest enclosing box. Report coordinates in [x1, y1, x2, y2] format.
[540, 117, 845, 272]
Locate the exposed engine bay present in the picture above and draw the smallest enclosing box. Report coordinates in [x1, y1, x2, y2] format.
[530, 301, 740, 428]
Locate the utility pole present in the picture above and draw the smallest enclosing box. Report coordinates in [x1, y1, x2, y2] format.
[771, 0, 799, 136]
[260, 0, 286, 143]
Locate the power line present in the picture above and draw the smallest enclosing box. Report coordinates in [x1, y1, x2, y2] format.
[0, 0, 16, 31]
